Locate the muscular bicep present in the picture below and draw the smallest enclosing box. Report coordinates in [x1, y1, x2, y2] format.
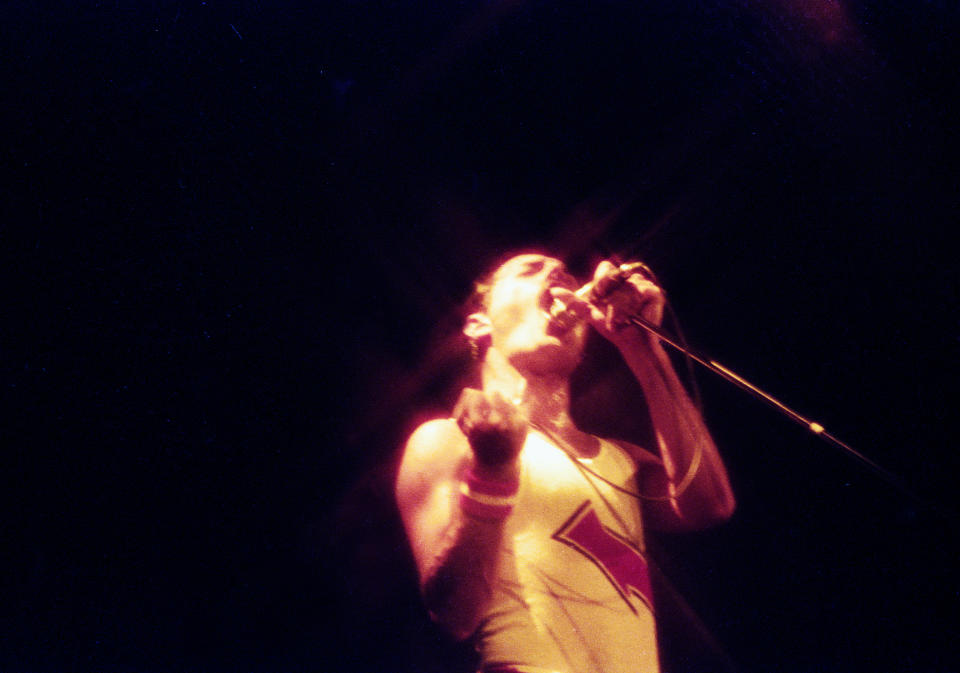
[395, 419, 470, 586]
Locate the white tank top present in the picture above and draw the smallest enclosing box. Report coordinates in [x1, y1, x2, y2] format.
[476, 429, 660, 673]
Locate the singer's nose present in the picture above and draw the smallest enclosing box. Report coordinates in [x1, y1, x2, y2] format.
[546, 268, 577, 290]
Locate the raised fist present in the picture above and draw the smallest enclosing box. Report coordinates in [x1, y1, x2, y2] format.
[453, 388, 527, 468]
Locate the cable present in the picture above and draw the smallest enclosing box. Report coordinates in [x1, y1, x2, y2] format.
[530, 423, 701, 503]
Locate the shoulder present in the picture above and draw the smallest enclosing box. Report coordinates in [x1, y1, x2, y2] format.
[406, 417, 464, 447]
[403, 418, 469, 465]
[396, 418, 470, 505]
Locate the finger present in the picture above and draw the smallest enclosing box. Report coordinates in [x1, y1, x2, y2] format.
[482, 393, 507, 425]
[593, 260, 616, 281]
[626, 264, 655, 283]
[624, 279, 665, 324]
[625, 276, 663, 300]
[492, 393, 523, 428]
[477, 397, 492, 422]
[592, 260, 618, 300]
[454, 388, 480, 414]
[457, 389, 490, 431]
[490, 391, 512, 413]
[452, 389, 471, 421]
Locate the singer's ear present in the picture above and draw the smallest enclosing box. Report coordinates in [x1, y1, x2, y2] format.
[463, 312, 492, 346]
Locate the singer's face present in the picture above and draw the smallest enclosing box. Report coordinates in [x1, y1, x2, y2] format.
[484, 254, 586, 375]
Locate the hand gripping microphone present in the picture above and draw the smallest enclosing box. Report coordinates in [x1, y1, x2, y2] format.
[548, 262, 652, 333]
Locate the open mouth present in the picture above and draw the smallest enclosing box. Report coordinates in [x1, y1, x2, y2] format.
[539, 287, 557, 314]
[542, 286, 576, 336]
[541, 269, 579, 333]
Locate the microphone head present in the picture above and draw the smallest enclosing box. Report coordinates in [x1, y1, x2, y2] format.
[546, 261, 654, 335]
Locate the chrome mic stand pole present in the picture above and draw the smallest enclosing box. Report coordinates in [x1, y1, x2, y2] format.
[627, 314, 920, 503]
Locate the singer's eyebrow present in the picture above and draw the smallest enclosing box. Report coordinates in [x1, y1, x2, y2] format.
[519, 259, 545, 276]
[497, 256, 543, 278]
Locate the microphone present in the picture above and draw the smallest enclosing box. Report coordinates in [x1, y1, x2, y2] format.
[548, 262, 652, 332]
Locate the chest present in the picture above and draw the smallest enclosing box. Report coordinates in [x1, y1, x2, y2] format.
[501, 431, 655, 615]
[511, 431, 642, 538]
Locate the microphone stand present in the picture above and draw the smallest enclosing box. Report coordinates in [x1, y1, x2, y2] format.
[627, 314, 920, 503]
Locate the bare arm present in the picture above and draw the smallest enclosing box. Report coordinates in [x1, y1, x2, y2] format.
[564, 262, 736, 530]
[620, 338, 736, 530]
[395, 392, 525, 639]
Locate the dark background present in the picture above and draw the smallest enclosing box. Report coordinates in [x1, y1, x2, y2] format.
[2, 1, 958, 671]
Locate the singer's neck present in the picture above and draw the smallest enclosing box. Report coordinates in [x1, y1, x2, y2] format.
[481, 348, 597, 455]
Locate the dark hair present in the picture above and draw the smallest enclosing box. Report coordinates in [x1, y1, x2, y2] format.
[463, 248, 556, 317]
[464, 267, 495, 315]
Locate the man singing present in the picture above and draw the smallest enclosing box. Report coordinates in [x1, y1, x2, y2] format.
[395, 252, 735, 673]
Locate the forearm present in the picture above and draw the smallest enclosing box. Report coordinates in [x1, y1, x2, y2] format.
[419, 458, 519, 639]
[422, 510, 506, 639]
[399, 400, 527, 639]
[620, 339, 735, 526]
